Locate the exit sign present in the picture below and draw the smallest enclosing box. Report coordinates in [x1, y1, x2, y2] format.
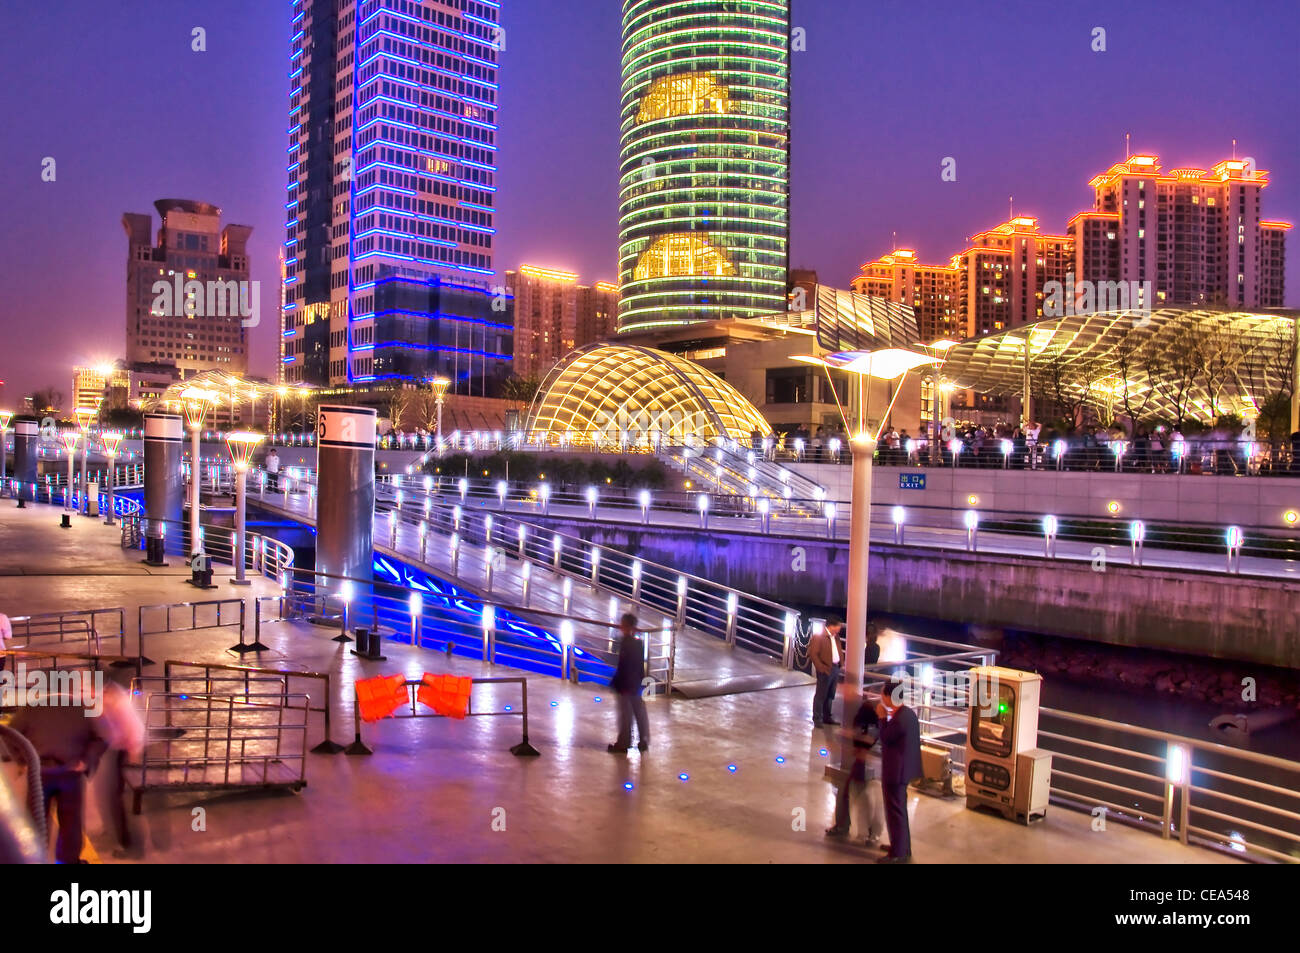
[899, 473, 926, 490]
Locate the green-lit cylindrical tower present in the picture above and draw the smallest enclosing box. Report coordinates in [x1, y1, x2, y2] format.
[618, 0, 790, 334]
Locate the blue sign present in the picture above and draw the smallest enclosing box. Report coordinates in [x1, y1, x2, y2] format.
[899, 473, 926, 490]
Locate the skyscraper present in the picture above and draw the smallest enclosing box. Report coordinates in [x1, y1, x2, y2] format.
[282, 0, 510, 396]
[123, 199, 252, 377]
[618, 0, 790, 334]
[505, 266, 618, 379]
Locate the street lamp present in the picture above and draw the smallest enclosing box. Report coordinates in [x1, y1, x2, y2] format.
[0, 410, 12, 498]
[60, 430, 79, 512]
[182, 387, 218, 556]
[226, 432, 265, 585]
[792, 347, 941, 770]
[101, 432, 124, 526]
[74, 402, 101, 513]
[431, 377, 451, 450]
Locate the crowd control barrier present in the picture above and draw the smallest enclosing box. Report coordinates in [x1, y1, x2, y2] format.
[346, 674, 540, 758]
[162, 659, 343, 754]
[136, 597, 247, 667]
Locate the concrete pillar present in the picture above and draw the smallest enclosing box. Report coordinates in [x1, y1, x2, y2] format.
[144, 413, 185, 563]
[11, 417, 38, 505]
[1290, 314, 1298, 436]
[315, 405, 376, 593]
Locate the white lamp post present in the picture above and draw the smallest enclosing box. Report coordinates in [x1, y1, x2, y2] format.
[0, 410, 13, 499]
[792, 347, 941, 771]
[74, 402, 100, 512]
[226, 432, 265, 584]
[182, 387, 218, 556]
[431, 376, 451, 451]
[101, 432, 124, 526]
[60, 431, 80, 511]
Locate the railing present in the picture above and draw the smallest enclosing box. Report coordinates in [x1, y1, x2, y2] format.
[113, 509, 296, 583]
[1037, 707, 1300, 863]
[136, 598, 247, 667]
[373, 481, 798, 667]
[4, 607, 127, 657]
[263, 566, 670, 690]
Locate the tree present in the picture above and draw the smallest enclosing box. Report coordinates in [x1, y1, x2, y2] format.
[502, 374, 542, 415]
[385, 388, 411, 431]
[27, 386, 63, 417]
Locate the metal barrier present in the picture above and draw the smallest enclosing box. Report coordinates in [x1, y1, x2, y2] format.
[5, 607, 127, 658]
[0, 648, 138, 681]
[162, 658, 343, 754]
[346, 675, 539, 758]
[1037, 707, 1300, 863]
[262, 569, 672, 691]
[136, 598, 247, 667]
[127, 686, 309, 814]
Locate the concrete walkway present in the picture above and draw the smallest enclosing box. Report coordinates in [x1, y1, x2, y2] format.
[0, 497, 1242, 864]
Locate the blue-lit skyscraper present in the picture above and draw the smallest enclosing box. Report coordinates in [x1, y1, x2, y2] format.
[282, 0, 511, 396]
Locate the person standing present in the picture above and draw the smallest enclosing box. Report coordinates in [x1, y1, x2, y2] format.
[265, 447, 281, 491]
[875, 680, 922, 863]
[864, 621, 881, 668]
[808, 620, 843, 727]
[608, 612, 650, 753]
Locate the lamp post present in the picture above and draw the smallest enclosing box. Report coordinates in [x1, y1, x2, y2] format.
[74, 402, 100, 513]
[794, 347, 941, 773]
[182, 387, 218, 557]
[431, 376, 451, 450]
[0, 410, 11, 498]
[101, 432, 123, 526]
[226, 432, 265, 585]
[60, 431, 80, 511]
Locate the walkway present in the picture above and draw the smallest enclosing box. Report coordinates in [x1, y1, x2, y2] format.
[0, 501, 1237, 863]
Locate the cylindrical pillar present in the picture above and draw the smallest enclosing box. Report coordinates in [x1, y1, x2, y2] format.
[842, 433, 874, 770]
[144, 414, 185, 565]
[316, 405, 376, 596]
[189, 427, 202, 555]
[11, 417, 38, 506]
[232, 468, 249, 585]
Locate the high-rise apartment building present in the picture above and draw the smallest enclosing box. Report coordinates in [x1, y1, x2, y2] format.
[956, 217, 1073, 337]
[851, 250, 960, 343]
[282, 0, 510, 396]
[505, 266, 618, 379]
[618, 0, 790, 334]
[122, 199, 252, 377]
[1070, 154, 1288, 309]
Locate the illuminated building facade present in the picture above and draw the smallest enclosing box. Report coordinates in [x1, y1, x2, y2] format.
[852, 250, 960, 343]
[122, 199, 252, 378]
[525, 343, 773, 446]
[956, 217, 1073, 338]
[504, 267, 618, 379]
[1072, 154, 1288, 309]
[282, 0, 511, 396]
[618, 0, 790, 333]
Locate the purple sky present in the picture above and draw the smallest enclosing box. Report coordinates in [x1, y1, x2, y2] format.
[1, 0, 1297, 406]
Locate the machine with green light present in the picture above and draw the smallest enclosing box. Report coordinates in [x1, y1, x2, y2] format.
[965, 667, 1052, 823]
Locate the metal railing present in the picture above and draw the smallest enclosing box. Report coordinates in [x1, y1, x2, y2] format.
[373, 481, 798, 667]
[4, 607, 127, 657]
[136, 598, 247, 668]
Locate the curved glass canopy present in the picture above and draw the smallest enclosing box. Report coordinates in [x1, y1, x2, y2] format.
[525, 343, 772, 447]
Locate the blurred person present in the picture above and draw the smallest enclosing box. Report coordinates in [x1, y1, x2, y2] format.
[91, 666, 145, 857]
[825, 691, 884, 846]
[6, 690, 108, 864]
[864, 621, 882, 668]
[875, 679, 922, 863]
[608, 613, 650, 754]
[808, 619, 842, 727]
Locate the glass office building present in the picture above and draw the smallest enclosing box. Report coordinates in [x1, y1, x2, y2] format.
[282, 0, 511, 395]
[618, 0, 791, 334]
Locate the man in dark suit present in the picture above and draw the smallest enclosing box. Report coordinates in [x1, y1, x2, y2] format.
[875, 679, 922, 863]
[608, 612, 649, 753]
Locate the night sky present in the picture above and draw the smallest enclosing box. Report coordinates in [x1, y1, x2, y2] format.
[1, 0, 1296, 404]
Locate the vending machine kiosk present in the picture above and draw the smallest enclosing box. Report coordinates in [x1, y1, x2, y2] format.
[965, 666, 1051, 823]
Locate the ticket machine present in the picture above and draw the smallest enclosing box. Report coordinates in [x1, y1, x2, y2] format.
[965, 666, 1050, 823]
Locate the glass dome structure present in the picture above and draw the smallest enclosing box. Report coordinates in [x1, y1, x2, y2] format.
[524, 344, 772, 448]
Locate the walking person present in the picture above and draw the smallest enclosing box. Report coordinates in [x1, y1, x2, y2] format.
[875, 680, 922, 863]
[824, 695, 885, 847]
[809, 619, 843, 727]
[608, 612, 650, 753]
